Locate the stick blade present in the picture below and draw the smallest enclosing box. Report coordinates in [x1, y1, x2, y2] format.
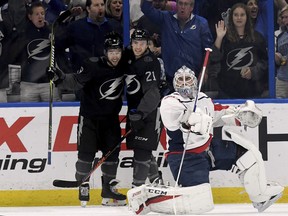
[53, 179, 81, 188]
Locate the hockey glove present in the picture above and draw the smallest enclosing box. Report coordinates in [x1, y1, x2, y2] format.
[188, 108, 212, 135]
[129, 110, 145, 132]
[46, 66, 66, 85]
[159, 80, 173, 98]
[236, 100, 262, 128]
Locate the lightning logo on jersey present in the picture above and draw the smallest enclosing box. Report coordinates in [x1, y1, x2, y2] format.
[99, 77, 123, 100]
[227, 47, 253, 70]
[125, 75, 141, 95]
[27, 39, 50, 60]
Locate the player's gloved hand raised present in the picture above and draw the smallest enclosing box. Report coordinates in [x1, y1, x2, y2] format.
[46, 66, 66, 84]
[188, 108, 212, 135]
[236, 100, 262, 128]
[129, 109, 145, 132]
[47, 67, 55, 80]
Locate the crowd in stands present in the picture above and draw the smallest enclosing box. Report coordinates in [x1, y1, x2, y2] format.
[0, 0, 288, 102]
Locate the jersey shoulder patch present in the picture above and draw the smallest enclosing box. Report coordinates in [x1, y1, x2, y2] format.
[143, 56, 153, 63]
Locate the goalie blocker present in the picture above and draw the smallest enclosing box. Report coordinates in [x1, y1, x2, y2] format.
[127, 183, 214, 215]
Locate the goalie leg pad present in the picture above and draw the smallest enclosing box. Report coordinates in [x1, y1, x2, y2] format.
[236, 152, 266, 199]
[135, 183, 214, 215]
[127, 185, 150, 215]
[127, 184, 214, 215]
[224, 128, 284, 204]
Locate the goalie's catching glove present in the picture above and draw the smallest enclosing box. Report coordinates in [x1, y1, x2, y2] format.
[236, 100, 262, 128]
[221, 100, 262, 128]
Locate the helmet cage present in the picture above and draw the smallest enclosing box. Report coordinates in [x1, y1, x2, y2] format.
[173, 66, 198, 99]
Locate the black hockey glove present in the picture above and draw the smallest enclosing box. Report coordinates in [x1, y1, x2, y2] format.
[128, 110, 145, 132]
[46, 67, 66, 85]
[159, 80, 173, 98]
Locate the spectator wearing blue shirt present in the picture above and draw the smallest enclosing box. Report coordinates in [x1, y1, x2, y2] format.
[141, 0, 213, 87]
[275, 5, 288, 98]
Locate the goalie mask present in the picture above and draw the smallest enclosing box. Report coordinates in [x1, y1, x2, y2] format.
[173, 66, 198, 99]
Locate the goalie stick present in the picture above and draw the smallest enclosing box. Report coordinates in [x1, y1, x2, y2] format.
[172, 48, 212, 214]
[47, 9, 74, 165]
[53, 129, 132, 188]
[174, 48, 212, 187]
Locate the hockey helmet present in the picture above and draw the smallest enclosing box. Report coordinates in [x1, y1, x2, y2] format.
[69, 0, 86, 9]
[104, 32, 123, 51]
[131, 28, 149, 41]
[173, 66, 198, 99]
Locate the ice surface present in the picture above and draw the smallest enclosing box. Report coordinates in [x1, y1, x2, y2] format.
[0, 204, 288, 216]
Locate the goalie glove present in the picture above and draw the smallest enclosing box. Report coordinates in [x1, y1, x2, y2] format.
[187, 108, 212, 135]
[236, 100, 262, 128]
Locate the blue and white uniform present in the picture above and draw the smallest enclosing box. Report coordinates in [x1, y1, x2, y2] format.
[160, 91, 237, 186]
[127, 67, 283, 215]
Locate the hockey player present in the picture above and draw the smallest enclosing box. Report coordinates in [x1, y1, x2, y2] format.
[48, 32, 127, 207]
[127, 66, 284, 215]
[124, 28, 163, 188]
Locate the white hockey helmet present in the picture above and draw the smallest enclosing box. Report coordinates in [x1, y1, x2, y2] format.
[173, 66, 198, 99]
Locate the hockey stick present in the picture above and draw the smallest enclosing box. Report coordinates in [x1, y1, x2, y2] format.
[193, 48, 213, 112]
[174, 48, 212, 187]
[53, 129, 132, 188]
[47, 9, 74, 165]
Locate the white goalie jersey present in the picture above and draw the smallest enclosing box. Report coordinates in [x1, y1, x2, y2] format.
[160, 92, 263, 153]
[160, 92, 229, 152]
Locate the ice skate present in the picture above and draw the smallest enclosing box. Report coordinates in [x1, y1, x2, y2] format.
[253, 192, 283, 212]
[79, 182, 90, 207]
[252, 183, 284, 212]
[101, 177, 126, 206]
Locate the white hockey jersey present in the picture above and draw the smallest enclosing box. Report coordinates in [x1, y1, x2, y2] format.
[160, 92, 231, 153]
